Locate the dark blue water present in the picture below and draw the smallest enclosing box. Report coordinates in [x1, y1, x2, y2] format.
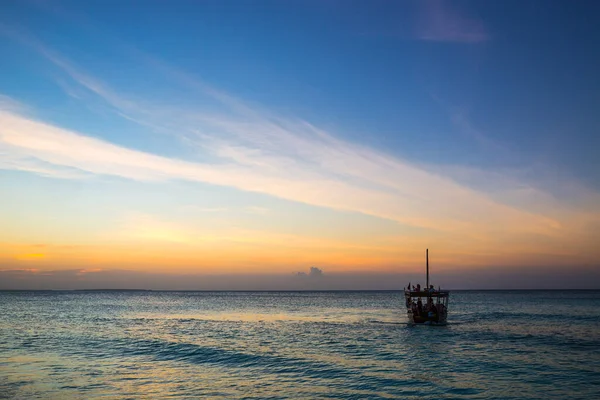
[1, 291, 599, 399]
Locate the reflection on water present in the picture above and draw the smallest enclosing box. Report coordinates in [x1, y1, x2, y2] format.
[1, 291, 599, 398]
[132, 307, 402, 323]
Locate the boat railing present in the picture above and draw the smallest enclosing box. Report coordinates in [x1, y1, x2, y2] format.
[404, 289, 449, 297]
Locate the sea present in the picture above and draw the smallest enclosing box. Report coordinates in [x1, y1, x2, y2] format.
[1, 290, 599, 399]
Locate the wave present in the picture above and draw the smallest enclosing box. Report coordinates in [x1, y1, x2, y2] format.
[30, 334, 418, 393]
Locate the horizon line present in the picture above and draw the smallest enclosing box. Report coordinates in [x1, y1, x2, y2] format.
[2, 288, 600, 292]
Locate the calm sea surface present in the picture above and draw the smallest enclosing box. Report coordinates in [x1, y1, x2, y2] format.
[1, 290, 599, 399]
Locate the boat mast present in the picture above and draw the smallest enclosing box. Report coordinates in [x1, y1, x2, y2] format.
[426, 248, 429, 289]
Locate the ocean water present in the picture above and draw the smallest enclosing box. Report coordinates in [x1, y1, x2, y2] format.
[1, 290, 599, 399]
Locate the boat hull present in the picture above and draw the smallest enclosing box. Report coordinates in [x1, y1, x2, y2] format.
[407, 309, 447, 325]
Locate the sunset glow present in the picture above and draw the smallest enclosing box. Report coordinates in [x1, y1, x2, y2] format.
[1, 1, 599, 289]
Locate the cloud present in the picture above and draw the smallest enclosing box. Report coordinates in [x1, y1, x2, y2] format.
[0, 146, 92, 179]
[1, 38, 599, 264]
[0, 94, 30, 113]
[295, 266, 324, 278]
[0, 103, 564, 241]
[1, 267, 599, 290]
[416, 0, 488, 43]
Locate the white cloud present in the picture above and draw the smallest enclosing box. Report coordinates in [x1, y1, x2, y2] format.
[0, 102, 566, 242]
[1, 40, 599, 260]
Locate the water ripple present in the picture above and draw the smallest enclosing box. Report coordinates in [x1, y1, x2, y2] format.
[1, 290, 599, 398]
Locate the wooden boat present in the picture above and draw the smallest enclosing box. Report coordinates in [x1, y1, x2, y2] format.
[404, 249, 449, 325]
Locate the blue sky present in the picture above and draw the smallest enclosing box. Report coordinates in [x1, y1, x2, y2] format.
[2, 1, 599, 182]
[1, 0, 599, 288]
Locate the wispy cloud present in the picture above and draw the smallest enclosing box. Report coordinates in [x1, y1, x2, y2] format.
[1, 38, 599, 264]
[0, 94, 30, 113]
[416, 0, 488, 43]
[0, 146, 92, 179]
[0, 102, 562, 240]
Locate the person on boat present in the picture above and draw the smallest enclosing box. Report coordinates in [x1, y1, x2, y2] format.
[426, 299, 437, 320]
[424, 297, 430, 311]
[428, 308, 437, 321]
[437, 303, 445, 316]
[416, 284, 421, 292]
[417, 298, 423, 315]
[429, 285, 435, 294]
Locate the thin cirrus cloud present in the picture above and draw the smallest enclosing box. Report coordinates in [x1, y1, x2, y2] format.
[0, 99, 561, 239]
[1, 38, 599, 265]
[416, 0, 488, 43]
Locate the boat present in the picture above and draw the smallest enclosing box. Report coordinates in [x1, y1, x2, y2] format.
[404, 249, 449, 325]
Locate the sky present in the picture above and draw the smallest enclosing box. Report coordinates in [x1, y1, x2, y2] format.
[1, 0, 599, 290]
